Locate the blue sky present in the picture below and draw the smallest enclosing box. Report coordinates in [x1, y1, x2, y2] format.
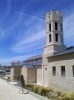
[0, 0, 74, 65]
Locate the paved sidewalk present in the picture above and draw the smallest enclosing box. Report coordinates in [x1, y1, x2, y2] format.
[0, 78, 40, 100]
[0, 78, 49, 100]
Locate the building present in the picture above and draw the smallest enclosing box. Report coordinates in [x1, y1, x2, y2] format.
[21, 55, 42, 84]
[10, 61, 23, 81]
[42, 10, 74, 91]
[10, 10, 74, 92]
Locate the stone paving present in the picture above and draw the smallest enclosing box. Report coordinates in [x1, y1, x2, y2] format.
[0, 78, 49, 100]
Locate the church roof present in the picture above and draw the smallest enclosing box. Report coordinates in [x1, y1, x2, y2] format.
[23, 64, 35, 68]
[23, 54, 42, 61]
[11, 61, 23, 67]
[24, 60, 42, 66]
[47, 46, 74, 58]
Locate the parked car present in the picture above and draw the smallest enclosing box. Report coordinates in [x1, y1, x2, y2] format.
[0, 70, 5, 75]
[5, 69, 10, 75]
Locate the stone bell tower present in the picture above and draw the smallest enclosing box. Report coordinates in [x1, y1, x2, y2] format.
[43, 10, 66, 65]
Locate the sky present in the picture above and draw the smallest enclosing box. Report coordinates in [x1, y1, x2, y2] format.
[0, 0, 74, 65]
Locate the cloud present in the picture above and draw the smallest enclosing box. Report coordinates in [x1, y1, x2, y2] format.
[5, 12, 23, 32]
[0, 29, 5, 39]
[0, 54, 33, 65]
[17, 11, 45, 22]
[11, 11, 74, 53]
[11, 29, 46, 53]
[63, 13, 74, 46]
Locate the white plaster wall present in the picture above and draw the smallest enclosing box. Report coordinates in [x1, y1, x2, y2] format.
[21, 66, 27, 82]
[36, 66, 42, 85]
[43, 66, 48, 86]
[10, 68, 14, 81]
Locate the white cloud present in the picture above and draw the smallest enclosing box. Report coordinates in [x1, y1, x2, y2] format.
[11, 29, 45, 52]
[0, 29, 5, 39]
[64, 13, 74, 39]
[5, 13, 23, 32]
[0, 54, 33, 65]
[17, 11, 45, 22]
[63, 13, 74, 46]
[10, 11, 74, 54]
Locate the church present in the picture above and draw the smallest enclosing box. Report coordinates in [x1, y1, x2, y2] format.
[10, 10, 74, 92]
[42, 10, 74, 91]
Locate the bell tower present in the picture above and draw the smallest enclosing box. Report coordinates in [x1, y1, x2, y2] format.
[44, 10, 66, 55]
[42, 10, 66, 66]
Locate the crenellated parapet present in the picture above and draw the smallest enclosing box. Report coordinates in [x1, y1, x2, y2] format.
[46, 10, 62, 23]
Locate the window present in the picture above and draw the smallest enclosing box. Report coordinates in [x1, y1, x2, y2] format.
[55, 22, 58, 30]
[52, 67, 56, 76]
[49, 23, 51, 31]
[61, 34, 63, 42]
[61, 24, 62, 31]
[49, 34, 51, 42]
[55, 33, 58, 42]
[45, 68, 47, 70]
[72, 66, 74, 77]
[6, 70, 10, 72]
[61, 66, 65, 77]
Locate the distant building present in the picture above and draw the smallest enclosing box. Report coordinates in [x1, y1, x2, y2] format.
[22, 55, 42, 84]
[10, 61, 23, 81]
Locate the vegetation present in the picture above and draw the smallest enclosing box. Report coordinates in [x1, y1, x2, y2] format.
[24, 83, 74, 100]
[1, 77, 74, 100]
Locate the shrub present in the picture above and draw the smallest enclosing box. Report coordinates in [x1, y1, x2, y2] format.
[71, 92, 74, 100]
[32, 85, 40, 93]
[24, 83, 74, 100]
[25, 83, 34, 91]
[38, 86, 48, 96]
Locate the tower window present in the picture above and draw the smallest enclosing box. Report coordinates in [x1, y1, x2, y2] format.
[55, 33, 58, 42]
[72, 66, 74, 77]
[61, 34, 63, 42]
[55, 22, 58, 30]
[49, 23, 51, 31]
[61, 24, 62, 31]
[61, 66, 65, 77]
[49, 34, 51, 42]
[52, 67, 56, 76]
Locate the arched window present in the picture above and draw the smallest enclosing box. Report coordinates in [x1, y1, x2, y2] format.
[52, 66, 56, 76]
[61, 34, 63, 42]
[72, 66, 74, 77]
[49, 23, 51, 31]
[55, 33, 58, 42]
[49, 34, 51, 42]
[61, 66, 65, 77]
[55, 22, 58, 30]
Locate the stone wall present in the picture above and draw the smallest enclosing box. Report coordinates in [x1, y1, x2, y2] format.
[27, 68, 35, 83]
[47, 52, 74, 91]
